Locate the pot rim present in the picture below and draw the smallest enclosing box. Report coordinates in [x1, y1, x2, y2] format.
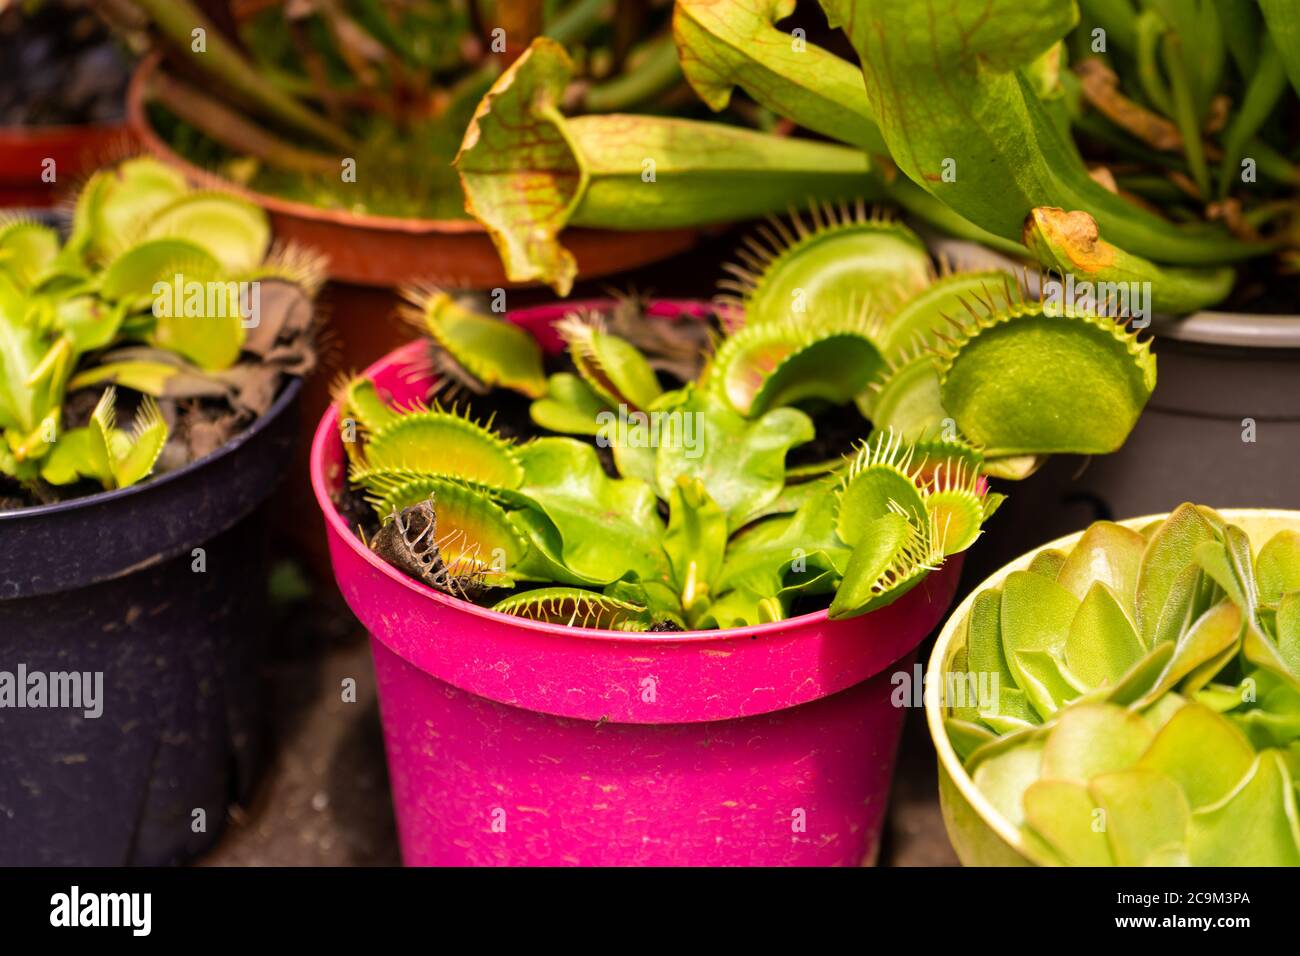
[0, 376, 302, 524]
[0, 120, 131, 140]
[126, 52, 489, 236]
[924, 506, 1300, 863]
[1154, 312, 1300, 348]
[310, 298, 955, 645]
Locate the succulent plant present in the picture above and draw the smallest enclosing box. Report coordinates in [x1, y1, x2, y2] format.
[0, 157, 322, 503]
[337, 209, 1156, 631]
[458, 0, 1298, 309]
[940, 504, 1300, 866]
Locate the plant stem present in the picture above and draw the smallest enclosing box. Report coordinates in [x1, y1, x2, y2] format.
[149, 72, 341, 174]
[126, 0, 355, 150]
[581, 34, 681, 113]
[1161, 32, 1210, 197]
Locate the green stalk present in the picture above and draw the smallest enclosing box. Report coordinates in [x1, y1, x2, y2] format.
[581, 34, 682, 112]
[1135, 10, 1173, 115]
[1161, 33, 1209, 197]
[1260, 0, 1300, 97]
[150, 73, 340, 175]
[543, 0, 608, 44]
[127, 0, 354, 151]
[1078, 0, 1140, 54]
[1217, 39, 1290, 198]
[1215, 0, 1263, 78]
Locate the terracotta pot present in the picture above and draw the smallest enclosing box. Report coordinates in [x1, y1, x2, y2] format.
[125, 53, 699, 289]
[0, 122, 135, 207]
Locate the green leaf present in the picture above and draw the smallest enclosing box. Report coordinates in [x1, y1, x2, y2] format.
[860, 355, 948, 441]
[717, 493, 847, 600]
[517, 437, 669, 586]
[111, 395, 169, 488]
[972, 738, 1045, 829]
[965, 586, 1015, 687]
[358, 406, 524, 490]
[734, 218, 930, 327]
[1257, 530, 1300, 606]
[1040, 702, 1154, 782]
[1027, 548, 1068, 579]
[1055, 521, 1146, 623]
[1138, 601, 1243, 705]
[1135, 503, 1217, 646]
[491, 587, 651, 631]
[1016, 650, 1087, 719]
[1065, 582, 1145, 689]
[655, 388, 812, 530]
[709, 318, 886, 417]
[70, 158, 189, 262]
[1189, 751, 1300, 866]
[1023, 779, 1115, 866]
[0, 217, 60, 289]
[1088, 769, 1190, 866]
[1139, 702, 1257, 810]
[673, 0, 887, 153]
[826, 512, 919, 619]
[1001, 570, 1080, 698]
[945, 718, 997, 763]
[834, 436, 926, 546]
[822, 0, 1263, 265]
[664, 478, 727, 620]
[1278, 592, 1300, 677]
[558, 313, 662, 411]
[530, 372, 610, 435]
[1025, 207, 1235, 314]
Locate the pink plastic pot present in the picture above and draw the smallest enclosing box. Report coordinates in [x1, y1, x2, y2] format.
[310, 300, 962, 866]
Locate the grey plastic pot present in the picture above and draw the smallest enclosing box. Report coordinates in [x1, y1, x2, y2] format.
[969, 312, 1300, 580]
[0, 379, 301, 865]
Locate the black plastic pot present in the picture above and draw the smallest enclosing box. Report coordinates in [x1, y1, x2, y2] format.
[0, 378, 302, 865]
[970, 314, 1300, 581]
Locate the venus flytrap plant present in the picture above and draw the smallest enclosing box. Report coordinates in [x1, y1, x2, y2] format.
[942, 504, 1300, 866]
[339, 204, 1155, 631]
[0, 157, 322, 504]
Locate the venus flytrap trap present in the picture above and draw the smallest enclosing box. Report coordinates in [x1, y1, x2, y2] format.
[337, 204, 1155, 632]
[0, 156, 322, 505]
[939, 504, 1300, 866]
